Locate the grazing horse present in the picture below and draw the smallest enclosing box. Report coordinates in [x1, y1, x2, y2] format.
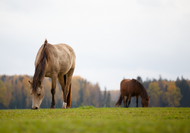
[115, 79, 150, 107]
[28, 39, 76, 109]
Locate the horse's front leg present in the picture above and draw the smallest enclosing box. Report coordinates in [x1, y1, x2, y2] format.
[127, 95, 132, 107]
[50, 75, 57, 109]
[136, 96, 139, 107]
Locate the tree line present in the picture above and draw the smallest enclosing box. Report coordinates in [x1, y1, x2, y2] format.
[0, 75, 190, 109]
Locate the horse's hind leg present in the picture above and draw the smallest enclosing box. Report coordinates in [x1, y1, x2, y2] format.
[122, 95, 126, 107]
[63, 68, 74, 109]
[58, 74, 66, 108]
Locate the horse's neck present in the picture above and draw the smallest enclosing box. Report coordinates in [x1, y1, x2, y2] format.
[39, 76, 45, 83]
[33, 60, 47, 88]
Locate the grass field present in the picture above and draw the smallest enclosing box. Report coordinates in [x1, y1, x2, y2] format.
[0, 106, 190, 133]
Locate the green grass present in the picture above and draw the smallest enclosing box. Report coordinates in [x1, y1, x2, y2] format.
[0, 107, 190, 133]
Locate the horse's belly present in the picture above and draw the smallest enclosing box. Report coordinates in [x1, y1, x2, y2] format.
[44, 60, 71, 77]
[45, 72, 52, 78]
[59, 66, 71, 74]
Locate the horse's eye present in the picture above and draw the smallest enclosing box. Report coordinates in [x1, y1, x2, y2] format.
[38, 94, 41, 96]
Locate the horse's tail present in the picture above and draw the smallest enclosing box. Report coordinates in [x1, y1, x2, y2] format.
[115, 94, 122, 107]
[67, 83, 72, 108]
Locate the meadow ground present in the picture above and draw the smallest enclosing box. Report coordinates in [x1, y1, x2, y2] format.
[0, 107, 190, 133]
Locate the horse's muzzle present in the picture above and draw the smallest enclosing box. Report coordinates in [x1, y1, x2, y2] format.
[31, 107, 39, 110]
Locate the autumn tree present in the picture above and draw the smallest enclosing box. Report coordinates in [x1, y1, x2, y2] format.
[0, 80, 6, 107]
[78, 78, 84, 106]
[164, 82, 182, 107]
[157, 80, 169, 106]
[4, 82, 13, 108]
[8, 76, 24, 109]
[90, 83, 101, 107]
[40, 78, 52, 108]
[22, 76, 32, 108]
[71, 76, 80, 107]
[82, 80, 90, 106]
[16, 78, 24, 108]
[147, 82, 163, 107]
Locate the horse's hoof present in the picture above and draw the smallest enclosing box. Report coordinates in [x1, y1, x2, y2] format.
[50, 107, 55, 109]
[62, 102, 67, 109]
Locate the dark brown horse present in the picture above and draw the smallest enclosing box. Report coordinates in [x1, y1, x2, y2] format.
[115, 79, 150, 107]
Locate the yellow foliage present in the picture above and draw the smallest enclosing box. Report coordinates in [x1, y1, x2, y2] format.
[72, 76, 80, 103]
[4, 82, 13, 107]
[147, 82, 163, 107]
[22, 77, 32, 107]
[0, 80, 6, 106]
[165, 82, 182, 107]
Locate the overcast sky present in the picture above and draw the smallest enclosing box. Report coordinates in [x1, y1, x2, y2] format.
[0, 0, 190, 90]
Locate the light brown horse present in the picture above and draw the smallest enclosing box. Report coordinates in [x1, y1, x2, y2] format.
[115, 79, 150, 107]
[28, 39, 76, 109]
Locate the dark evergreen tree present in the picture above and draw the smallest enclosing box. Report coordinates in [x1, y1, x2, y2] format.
[78, 79, 84, 106]
[175, 77, 190, 107]
[137, 76, 143, 83]
[106, 91, 111, 107]
[103, 87, 107, 106]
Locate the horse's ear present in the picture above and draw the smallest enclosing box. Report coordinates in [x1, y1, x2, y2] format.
[28, 80, 32, 85]
[44, 39, 48, 44]
[43, 39, 48, 49]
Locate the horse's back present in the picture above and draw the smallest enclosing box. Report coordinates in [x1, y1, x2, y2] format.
[35, 43, 76, 77]
[120, 79, 141, 96]
[54, 43, 75, 57]
[36, 43, 75, 64]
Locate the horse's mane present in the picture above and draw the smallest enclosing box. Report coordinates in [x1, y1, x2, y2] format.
[132, 79, 148, 99]
[32, 39, 49, 92]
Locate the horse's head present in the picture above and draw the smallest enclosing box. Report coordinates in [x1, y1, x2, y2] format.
[141, 96, 151, 107]
[28, 80, 45, 109]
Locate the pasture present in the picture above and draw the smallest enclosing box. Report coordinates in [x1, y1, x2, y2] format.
[0, 107, 190, 133]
